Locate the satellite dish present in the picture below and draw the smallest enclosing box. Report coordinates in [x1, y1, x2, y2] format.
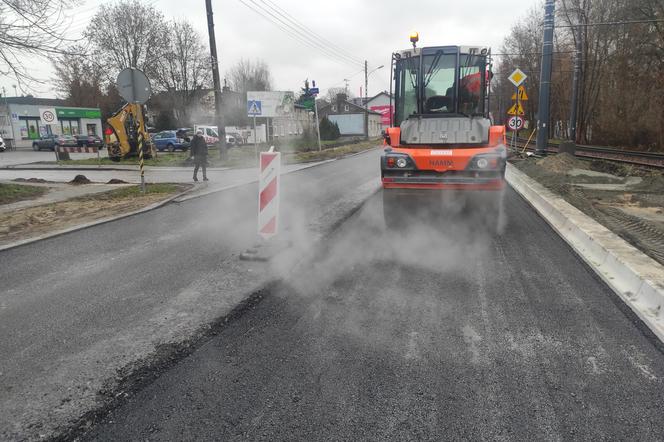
[116, 68, 151, 104]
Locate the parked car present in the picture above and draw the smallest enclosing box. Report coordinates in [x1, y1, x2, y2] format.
[175, 128, 194, 142]
[32, 134, 78, 151]
[75, 134, 104, 148]
[0, 135, 5, 152]
[152, 131, 190, 152]
[194, 125, 236, 146]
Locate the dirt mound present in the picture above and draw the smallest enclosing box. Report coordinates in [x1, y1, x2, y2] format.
[631, 173, 664, 193]
[535, 153, 587, 174]
[69, 174, 91, 185]
[106, 179, 128, 184]
[588, 160, 633, 177]
[13, 178, 49, 183]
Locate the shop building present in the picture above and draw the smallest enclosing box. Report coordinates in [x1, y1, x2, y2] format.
[0, 97, 103, 149]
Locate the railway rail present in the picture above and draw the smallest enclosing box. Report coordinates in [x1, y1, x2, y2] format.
[511, 136, 664, 169]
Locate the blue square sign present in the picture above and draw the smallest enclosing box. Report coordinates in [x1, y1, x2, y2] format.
[247, 100, 262, 116]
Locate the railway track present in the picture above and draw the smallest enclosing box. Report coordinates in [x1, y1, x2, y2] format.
[511, 137, 664, 169]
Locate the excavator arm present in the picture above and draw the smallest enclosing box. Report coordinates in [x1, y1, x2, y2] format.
[104, 103, 155, 162]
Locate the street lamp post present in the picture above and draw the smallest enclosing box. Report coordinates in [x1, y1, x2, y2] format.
[364, 63, 384, 140]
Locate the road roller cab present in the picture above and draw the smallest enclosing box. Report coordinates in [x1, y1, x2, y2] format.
[381, 38, 506, 227]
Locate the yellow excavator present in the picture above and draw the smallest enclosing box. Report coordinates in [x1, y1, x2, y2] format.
[104, 103, 155, 162]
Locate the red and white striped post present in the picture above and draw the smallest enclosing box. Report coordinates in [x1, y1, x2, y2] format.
[258, 146, 280, 240]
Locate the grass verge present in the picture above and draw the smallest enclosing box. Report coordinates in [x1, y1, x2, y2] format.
[0, 183, 48, 205]
[0, 184, 189, 246]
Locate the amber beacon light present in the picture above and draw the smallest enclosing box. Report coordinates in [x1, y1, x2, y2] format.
[409, 31, 419, 48]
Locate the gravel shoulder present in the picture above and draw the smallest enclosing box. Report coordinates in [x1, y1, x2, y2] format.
[511, 154, 664, 265]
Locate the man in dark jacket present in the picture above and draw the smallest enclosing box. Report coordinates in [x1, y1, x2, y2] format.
[191, 130, 208, 182]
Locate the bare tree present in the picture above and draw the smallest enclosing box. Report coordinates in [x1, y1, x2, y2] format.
[52, 45, 105, 107]
[84, 0, 170, 81]
[152, 20, 211, 123]
[0, 0, 80, 90]
[227, 59, 272, 93]
[497, 0, 664, 150]
[155, 20, 210, 92]
[325, 87, 355, 102]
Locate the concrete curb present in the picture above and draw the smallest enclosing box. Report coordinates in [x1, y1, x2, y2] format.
[0, 186, 196, 253]
[506, 163, 664, 342]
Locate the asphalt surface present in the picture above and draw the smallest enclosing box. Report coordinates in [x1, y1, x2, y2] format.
[83, 187, 664, 441]
[0, 149, 381, 440]
[0, 148, 105, 167]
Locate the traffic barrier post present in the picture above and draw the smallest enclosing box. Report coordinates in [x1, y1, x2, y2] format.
[138, 133, 145, 192]
[258, 145, 280, 240]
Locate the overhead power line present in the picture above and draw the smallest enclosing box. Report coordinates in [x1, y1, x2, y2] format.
[493, 50, 578, 56]
[242, 0, 363, 68]
[257, 0, 364, 65]
[555, 18, 664, 28]
[236, 0, 364, 69]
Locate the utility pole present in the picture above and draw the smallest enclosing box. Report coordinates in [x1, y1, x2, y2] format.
[569, 24, 582, 143]
[205, 0, 226, 159]
[536, 0, 555, 154]
[364, 60, 369, 140]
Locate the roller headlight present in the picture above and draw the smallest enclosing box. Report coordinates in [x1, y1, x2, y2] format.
[396, 157, 408, 168]
[476, 158, 489, 169]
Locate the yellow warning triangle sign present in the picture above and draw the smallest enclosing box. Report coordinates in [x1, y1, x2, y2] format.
[507, 102, 525, 116]
[511, 86, 529, 101]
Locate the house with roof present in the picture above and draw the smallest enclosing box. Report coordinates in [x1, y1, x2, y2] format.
[350, 91, 394, 131]
[317, 93, 382, 139]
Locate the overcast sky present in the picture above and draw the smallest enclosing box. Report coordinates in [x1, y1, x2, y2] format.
[0, 0, 543, 100]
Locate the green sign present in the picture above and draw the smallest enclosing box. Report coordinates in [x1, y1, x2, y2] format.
[55, 107, 102, 119]
[300, 97, 315, 111]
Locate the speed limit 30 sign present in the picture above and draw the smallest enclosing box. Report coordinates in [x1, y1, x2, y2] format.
[39, 108, 59, 125]
[508, 116, 524, 131]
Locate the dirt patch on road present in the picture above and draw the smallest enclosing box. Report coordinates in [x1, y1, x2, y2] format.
[512, 155, 664, 265]
[0, 184, 189, 247]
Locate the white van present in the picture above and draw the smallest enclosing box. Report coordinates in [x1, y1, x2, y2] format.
[193, 125, 235, 146]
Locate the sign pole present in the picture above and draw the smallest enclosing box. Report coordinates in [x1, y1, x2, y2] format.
[313, 97, 321, 151]
[253, 114, 258, 161]
[514, 84, 519, 148]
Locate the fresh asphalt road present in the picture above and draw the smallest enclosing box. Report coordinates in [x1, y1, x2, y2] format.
[0, 148, 381, 440]
[84, 187, 664, 441]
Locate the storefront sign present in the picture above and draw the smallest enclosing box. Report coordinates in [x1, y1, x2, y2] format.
[370, 105, 394, 126]
[55, 107, 102, 119]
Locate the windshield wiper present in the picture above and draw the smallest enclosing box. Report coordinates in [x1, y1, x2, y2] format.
[423, 50, 443, 88]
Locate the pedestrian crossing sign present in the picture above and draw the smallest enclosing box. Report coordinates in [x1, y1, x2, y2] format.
[247, 100, 262, 116]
